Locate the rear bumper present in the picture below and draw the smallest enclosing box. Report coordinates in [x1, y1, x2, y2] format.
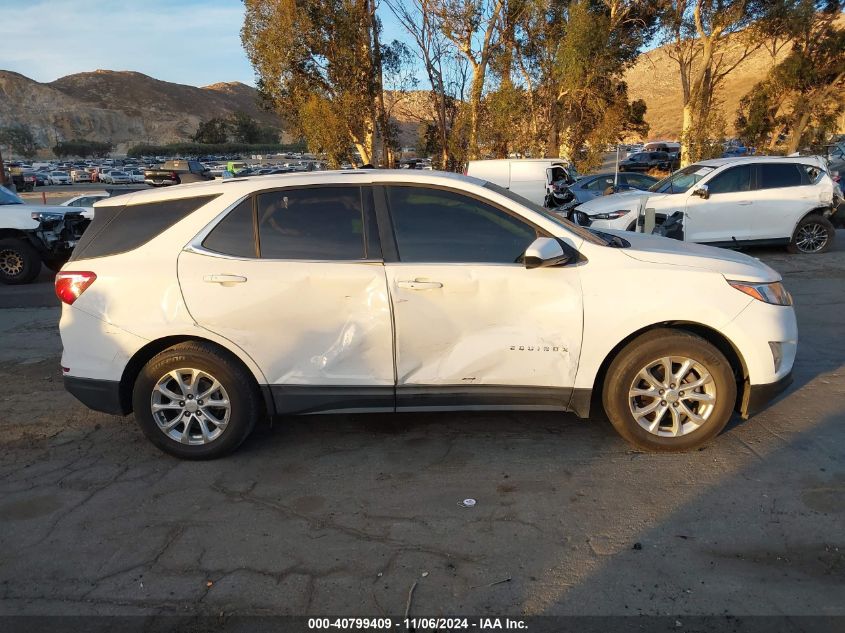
[63, 375, 128, 416]
[742, 371, 793, 418]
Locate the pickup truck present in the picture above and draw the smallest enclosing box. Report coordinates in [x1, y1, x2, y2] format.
[0, 185, 91, 284]
[144, 160, 212, 187]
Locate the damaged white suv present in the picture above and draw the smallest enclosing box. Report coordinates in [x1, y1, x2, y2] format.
[59, 171, 796, 458]
[573, 156, 838, 254]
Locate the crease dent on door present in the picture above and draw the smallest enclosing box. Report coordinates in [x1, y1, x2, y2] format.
[391, 268, 582, 388]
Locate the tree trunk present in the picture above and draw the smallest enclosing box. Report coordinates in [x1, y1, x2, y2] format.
[680, 102, 695, 166]
[467, 69, 485, 160]
[0, 146, 6, 186]
[786, 109, 812, 154]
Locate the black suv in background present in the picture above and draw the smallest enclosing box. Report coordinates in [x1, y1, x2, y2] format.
[619, 151, 671, 172]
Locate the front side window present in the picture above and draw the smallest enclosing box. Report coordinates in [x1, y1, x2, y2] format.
[583, 176, 615, 191]
[256, 186, 366, 260]
[759, 163, 802, 189]
[705, 165, 752, 195]
[386, 186, 538, 264]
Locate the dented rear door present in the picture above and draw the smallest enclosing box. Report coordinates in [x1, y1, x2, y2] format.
[178, 186, 394, 411]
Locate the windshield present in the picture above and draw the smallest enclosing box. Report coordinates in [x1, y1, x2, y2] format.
[0, 186, 23, 205]
[483, 181, 613, 246]
[648, 164, 713, 194]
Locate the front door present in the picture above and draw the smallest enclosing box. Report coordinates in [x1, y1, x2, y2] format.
[378, 185, 583, 410]
[684, 164, 754, 243]
[178, 186, 395, 413]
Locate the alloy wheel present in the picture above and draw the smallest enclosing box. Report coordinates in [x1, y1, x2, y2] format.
[150, 368, 231, 445]
[0, 249, 24, 277]
[628, 356, 717, 437]
[795, 222, 828, 253]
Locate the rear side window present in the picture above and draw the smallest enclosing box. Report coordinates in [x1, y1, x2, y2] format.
[758, 163, 802, 189]
[202, 198, 256, 258]
[70, 194, 220, 261]
[706, 165, 752, 194]
[256, 186, 366, 260]
[801, 164, 824, 184]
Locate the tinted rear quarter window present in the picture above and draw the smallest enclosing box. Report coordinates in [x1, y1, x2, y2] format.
[256, 186, 366, 260]
[70, 194, 220, 261]
[759, 163, 802, 189]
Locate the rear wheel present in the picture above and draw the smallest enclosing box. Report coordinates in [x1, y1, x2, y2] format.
[0, 238, 42, 285]
[132, 342, 260, 459]
[788, 215, 834, 254]
[602, 329, 736, 451]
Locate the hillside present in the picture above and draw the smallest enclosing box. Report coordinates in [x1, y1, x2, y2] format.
[0, 70, 283, 154]
[625, 15, 845, 140]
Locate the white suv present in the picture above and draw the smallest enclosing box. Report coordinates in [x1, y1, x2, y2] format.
[573, 156, 838, 254]
[58, 171, 797, 458]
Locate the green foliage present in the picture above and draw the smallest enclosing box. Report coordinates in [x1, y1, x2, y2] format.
[192, 117, 229, 144]
[0, 125, 40, 159]
[53, 139, 113, 158]
[125, 141, 306, 158]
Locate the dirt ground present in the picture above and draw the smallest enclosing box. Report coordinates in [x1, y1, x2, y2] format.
[0, 238, 843, 619]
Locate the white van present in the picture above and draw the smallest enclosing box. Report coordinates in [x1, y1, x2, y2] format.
[466, 159, 577, 206]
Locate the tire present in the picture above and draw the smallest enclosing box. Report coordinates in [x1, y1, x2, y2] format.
[787, 214, 835, 254]
[43, 257, 68, 273]
[132, 342, 261, 459]
[602, 328, 737, 452]
[0, 238, 42, 285]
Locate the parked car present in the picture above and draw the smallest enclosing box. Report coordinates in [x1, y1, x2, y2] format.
[466, 159, 579, 207]
[618, 152, 672, 172]
[33, 171, 50, 187]
[10, 169, 37, 192]
[145, 160, 212, 187]
[60, 192, 110, 219]
[58, 171, 796, 458]
[0, 185, 90, 284]
[71, 169, 92, 183]
[554, 172, 659, 211]
[572, 156, 838, 253]
[101, 170, 132, 185]
[48, 171, 71, 185]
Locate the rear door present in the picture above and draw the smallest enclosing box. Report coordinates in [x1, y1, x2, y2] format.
[178, 185, 395, 413]
[509, 162, 547, 205]
[684, 164, 754, 243]
[751, 163, 815, 240]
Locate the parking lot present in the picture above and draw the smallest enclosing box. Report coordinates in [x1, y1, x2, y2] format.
[1, 235, 843, 617]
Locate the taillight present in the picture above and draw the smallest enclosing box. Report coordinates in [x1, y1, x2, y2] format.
[55, 271, 97, 305]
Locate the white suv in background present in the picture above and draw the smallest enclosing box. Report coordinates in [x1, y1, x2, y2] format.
[573, 157, 838, 254]
[58, 171, 796, 458]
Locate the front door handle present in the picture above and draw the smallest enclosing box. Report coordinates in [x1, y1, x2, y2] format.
[397, 279, 443, 290]
[203, 274, 247, 286]
[737, 201, 752, 206]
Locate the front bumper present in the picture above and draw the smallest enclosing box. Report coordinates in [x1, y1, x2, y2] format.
[741, 371, 793, 418]
[64, 375, 128, 415]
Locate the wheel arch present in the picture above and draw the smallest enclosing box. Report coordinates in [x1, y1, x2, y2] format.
[792, 207, 834, 234]
[586, 320, 749, 418]
[118, 335, 274, 416]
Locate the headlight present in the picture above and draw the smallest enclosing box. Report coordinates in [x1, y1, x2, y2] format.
[728, 280, 793, 306]
[591, 209, 631, 220]
[31, 211, 65, 223]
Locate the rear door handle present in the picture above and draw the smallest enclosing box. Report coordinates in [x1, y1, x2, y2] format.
[204, 274, 247, 285]
[397, 279, 443, 290]
[738, 201, 752, 205]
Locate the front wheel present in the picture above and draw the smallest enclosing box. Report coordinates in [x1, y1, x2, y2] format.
[788, 215, 835, 254]
[132, 342, 261, 459]
[602, 329, 737, 451]
[0, 238, 42, 285]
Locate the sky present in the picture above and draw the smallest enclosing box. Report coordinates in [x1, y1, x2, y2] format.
[1, 0, 409, 87]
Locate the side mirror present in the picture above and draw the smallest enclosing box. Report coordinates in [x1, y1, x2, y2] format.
[693, 184, 709, 200]
[524, 237, 571, 269]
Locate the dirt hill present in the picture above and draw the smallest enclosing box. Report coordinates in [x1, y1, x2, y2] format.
[0, 70, 283, 154]
[625, 15, 845, 141]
